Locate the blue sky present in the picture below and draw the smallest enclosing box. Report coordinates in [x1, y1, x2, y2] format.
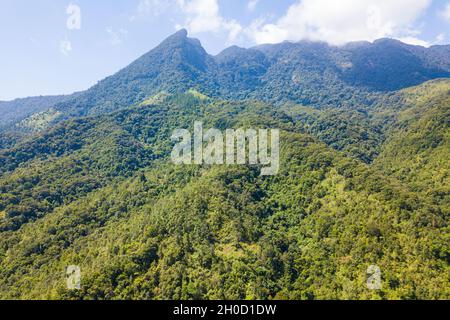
[0, 0, 449, 101]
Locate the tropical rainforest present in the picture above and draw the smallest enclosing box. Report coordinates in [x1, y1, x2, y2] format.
[0, 30, 448, 300]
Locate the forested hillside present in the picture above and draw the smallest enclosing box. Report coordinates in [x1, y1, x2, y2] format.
[0, 95, 70, 131]
[0, 76, 448, 299]
[0, 28, 448, 300]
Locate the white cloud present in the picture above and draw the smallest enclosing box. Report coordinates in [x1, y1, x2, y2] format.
[176, 0, 243, 41]
[59, 40, 72, 56]
[130, 0, 169, 21]
[248, 0, 259, 12]
[397, 36, 430, 47]
[435, 33, 445, 44]
[139, 0, 169, 16]
[247, 0, 432, 45]
[441, 3, 450, 21]
[106, 27, 128, 45]
[130, 0, 243, 42]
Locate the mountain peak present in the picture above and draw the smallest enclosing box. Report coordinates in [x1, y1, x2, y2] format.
[170, 28, 188, 39]
[157, 28, 205, 52]
[160, 28, 190, 45]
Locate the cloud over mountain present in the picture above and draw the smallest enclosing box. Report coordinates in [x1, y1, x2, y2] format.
[131, 0, 436, 47]
[248, 0, 432, 46]
[176, 0, 242, 41]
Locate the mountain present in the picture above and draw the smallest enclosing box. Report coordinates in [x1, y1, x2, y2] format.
[56, 29, 211, 118]
[375, 79, 450, 204]
[0, 30, 448, 300]
[1, 30, 449, 132]
[55, 32, 450, 115]
[0, 95, 70, 131]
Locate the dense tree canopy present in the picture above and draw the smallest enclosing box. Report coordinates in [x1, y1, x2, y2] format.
[0, 78, 448, 299]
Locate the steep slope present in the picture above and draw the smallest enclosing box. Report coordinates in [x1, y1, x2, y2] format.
[375, 79, 450, 205]
[56, 29, 212, 118]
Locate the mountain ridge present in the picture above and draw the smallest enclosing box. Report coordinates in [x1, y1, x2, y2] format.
[1, 30, 449, 132]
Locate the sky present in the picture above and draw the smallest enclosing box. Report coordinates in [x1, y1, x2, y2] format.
[0, 0, 449, 101]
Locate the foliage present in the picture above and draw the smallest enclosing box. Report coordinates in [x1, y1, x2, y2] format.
[0, 30, 448, 300]
[0, 80, 448, 299]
